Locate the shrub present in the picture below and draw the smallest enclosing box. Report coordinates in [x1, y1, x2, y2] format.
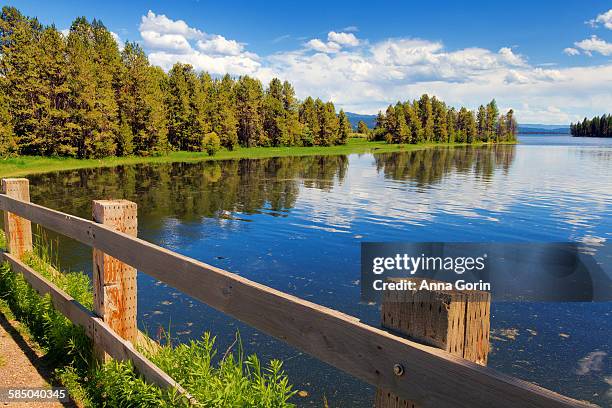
[202, 132, 221, 156]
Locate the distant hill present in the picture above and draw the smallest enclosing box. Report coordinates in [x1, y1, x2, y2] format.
[518, 124, 570, 134]
[519, 123, 570, 130]
[345, 113, 570, 134]
[345, 112, 377, 130]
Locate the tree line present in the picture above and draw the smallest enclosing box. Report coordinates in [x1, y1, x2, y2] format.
[371, 96, 517, 144]
[570, 114, 612, 138]
[0, 7, 353, 158]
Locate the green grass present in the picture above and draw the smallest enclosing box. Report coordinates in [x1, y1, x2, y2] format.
[0, 231, 296, 407]
[0, 138, 514, 178]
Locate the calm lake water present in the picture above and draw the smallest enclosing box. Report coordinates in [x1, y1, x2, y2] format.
[25, 135, 612, 406]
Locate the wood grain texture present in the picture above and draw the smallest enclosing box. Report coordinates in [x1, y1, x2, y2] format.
[463, 291, 491, 365]
[92, 200, 138, 345]
[0, 193, 591, 408]
[0, 251, 194, 403]
[1, 179, 32, 258]
[376, 278, 491, 407]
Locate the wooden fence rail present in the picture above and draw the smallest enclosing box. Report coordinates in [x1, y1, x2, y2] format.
[0, 178, 591, 408]
[0, 251, 191, 397]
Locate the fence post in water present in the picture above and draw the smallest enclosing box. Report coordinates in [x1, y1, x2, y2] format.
[92, 199, 138, 361]
[1, 178, 33, 259]
[375, 278, 491, 407]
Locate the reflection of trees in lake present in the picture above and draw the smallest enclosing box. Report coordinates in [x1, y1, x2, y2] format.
[373, 145, 515, 186]
[28, 155, 349, 223]
[26, 148, 513, 273]
[28, 147, 514, 225]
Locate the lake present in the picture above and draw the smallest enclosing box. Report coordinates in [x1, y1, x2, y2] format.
[25, 135, 612, 406]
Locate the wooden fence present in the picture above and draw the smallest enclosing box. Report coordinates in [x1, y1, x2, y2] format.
[0, 177, 591, 408]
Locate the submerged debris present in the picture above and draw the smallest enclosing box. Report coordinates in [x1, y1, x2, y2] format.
[491, 328, 519, 341]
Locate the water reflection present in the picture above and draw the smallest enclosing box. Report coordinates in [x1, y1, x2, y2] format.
[374, 145, 514, 185]
[22, 142, 612, 407]
[30, 155, 350, 221]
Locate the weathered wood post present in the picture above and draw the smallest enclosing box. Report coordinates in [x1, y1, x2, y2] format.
[92, 200, 138, 361]
[1, 178, 33, 258]
[375, 278, 491, 407]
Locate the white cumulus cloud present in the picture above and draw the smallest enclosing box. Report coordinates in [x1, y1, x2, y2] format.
[140, 10, 204, 39]
[141, 30, 193, 53]
[305, 31, 360, 53]
[498, 47, 527, 66]
[306, 38, 342, 53]
[327, 31, 360, 46]
[139, 11, 259, 74]
[587, 9, 612, 29]
[564, 47, 580, 56]
[138, 10, 612, 124]
[197, 35, 244, 56]
[574, 35, 612, 56]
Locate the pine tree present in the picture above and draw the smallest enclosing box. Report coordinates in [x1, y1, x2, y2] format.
[118, 42, 149, 154]
[37, 26, 71, 156]
[0, 86, 16, 156]
[318, 101, 339, 146]
[476, 105, 486, 141]
[337, 109, 351, 145]
[591, 116, 600, 136]
[570, 114, 611, 138]
[313, 98, 326, 145]
[263, 78, 287, 146]
[485, 99, 499, 142]
[418, 94, 434, 141]
[505, 109, 517, 141]
[235, 75, 265, 147]
[375, 111, 385, 129]
[166, 63, 194, 150]
[383, 105, 396, 143]
[299, 96, 320, 142]
[457, 107, 477, 143]
[117, 117, 133, 155]
[66, 17, 118, 158]
[465, 110, 477, 143]
[188, 67, 210, 152]
[371, 110, 386, 141]
[395, 108, 411, 144]
[282, 80, 301, 146]
[65, 17, 96, 157]
[206, 74, 237, 150]
[144, 66, 169, 153]
[446, 108, 457, 143]
[0, 7, 44, 154]
[405, 102, 422, 143]
[357, 120, 369, 135]
[497, 114, 507, 141]
[90, 19, 121, 156]
[432, 97, 448, 142]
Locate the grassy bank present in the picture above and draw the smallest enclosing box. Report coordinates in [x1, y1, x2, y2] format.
[0, 231, 296, 407]
[0, 138, 514, 178]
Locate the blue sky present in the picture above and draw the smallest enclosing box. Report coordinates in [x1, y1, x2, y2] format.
[7, 1, 612, 124]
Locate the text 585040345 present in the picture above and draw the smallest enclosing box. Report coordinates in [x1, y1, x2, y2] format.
[0, 387, 69, 402]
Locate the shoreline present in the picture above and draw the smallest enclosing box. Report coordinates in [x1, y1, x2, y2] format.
[0, 138, 516, 178]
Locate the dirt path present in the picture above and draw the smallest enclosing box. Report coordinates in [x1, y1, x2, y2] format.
[0, 312, 75, 407]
